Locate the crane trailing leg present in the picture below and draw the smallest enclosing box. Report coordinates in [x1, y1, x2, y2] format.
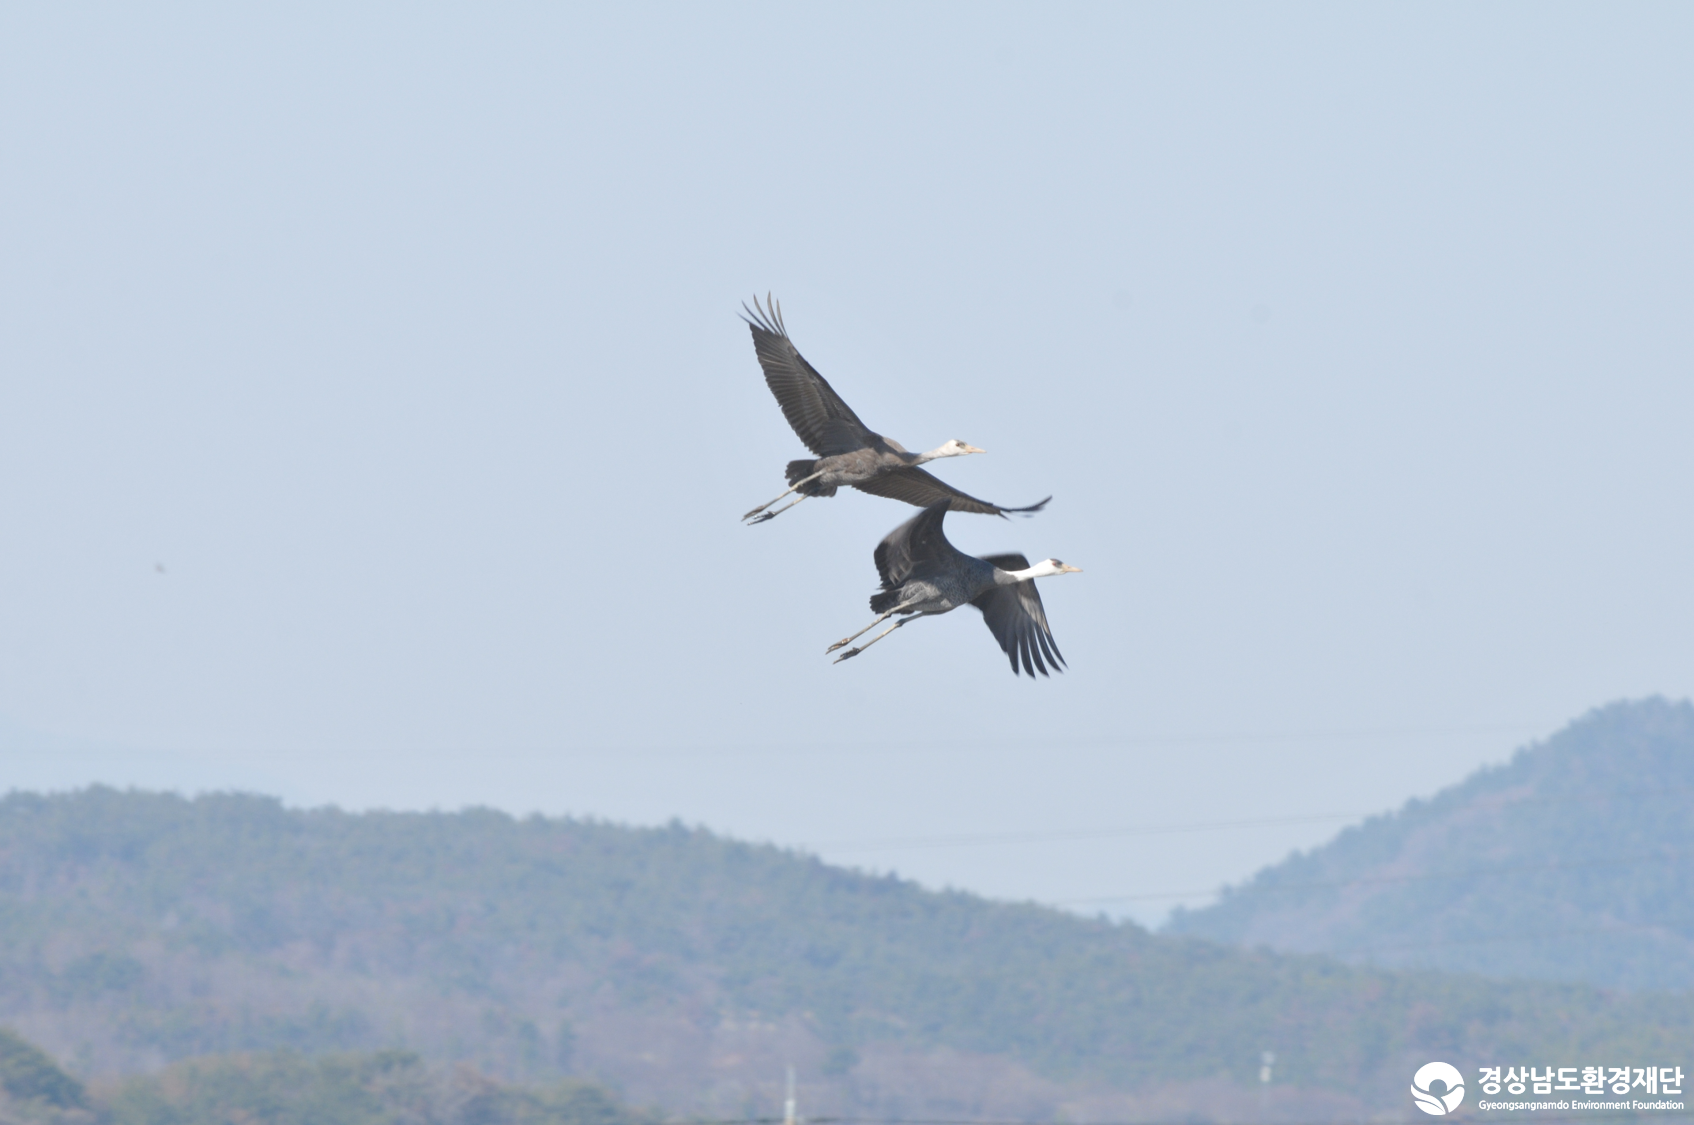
[825, 600, 921, 654]
[746, 493, 810, 524]
[741, 466, 828, 523]
[832, 614, 920, 664]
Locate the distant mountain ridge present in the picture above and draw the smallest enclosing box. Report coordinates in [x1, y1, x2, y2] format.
[0, 776, 1688, 1121]
[1165, 697, 1694, 990]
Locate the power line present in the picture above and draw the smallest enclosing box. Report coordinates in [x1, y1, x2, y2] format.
[1056, 846, 1693, 907]
[547, 719, 1556, 761]
[802, 812, 1365, 854]
[803, 780, 1694, 857]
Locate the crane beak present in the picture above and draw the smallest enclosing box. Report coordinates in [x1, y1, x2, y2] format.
[1059, 564, 1083, 574]
[963, 444, 987, 454]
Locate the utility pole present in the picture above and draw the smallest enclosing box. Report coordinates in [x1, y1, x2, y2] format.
[784, 1065, 797, 1125]
[1259, 1050, 1275, 1122]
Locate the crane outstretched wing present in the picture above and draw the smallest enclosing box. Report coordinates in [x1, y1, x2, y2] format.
[972, 553, 1066, 677]
[742, 295, 872, 457]
[851, 468, 1050, 518]
[873, 502, 962, 589]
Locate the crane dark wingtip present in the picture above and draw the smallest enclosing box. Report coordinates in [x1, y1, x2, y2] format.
[740, 294, 787, 337]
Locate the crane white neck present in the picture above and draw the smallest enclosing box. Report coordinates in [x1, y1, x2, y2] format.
[996, 560, 1070, 582]
[914, 441, 983, 464]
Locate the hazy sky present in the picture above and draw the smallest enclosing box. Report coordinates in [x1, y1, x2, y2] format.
[3, 4, 1691, 926]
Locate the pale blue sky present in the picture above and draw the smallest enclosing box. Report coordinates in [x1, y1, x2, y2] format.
[2, 4, 1690, 925]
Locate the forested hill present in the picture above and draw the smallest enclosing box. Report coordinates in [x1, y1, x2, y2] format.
[1166, 697, 1694, 990]
[0, 1025, 656, 1125]
[0, 785, 1688, 1121]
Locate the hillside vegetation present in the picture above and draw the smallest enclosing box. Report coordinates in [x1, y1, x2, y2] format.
[0, 771, 1688, 1119]
[1166, 697, 1694, 989]
[0, 1027, 649, 1125]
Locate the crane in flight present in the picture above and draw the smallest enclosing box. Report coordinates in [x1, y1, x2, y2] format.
[829, 502, 1080, 676]
[740, 295, 1050, 524]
